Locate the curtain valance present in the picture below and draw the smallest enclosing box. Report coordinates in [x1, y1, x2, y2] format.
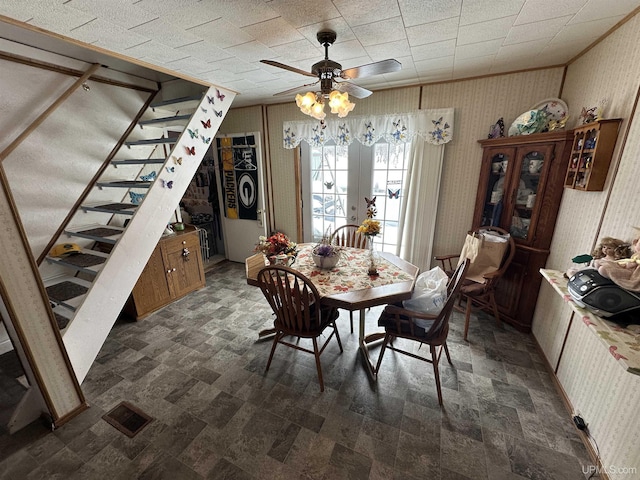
[282, 108, 454, 149]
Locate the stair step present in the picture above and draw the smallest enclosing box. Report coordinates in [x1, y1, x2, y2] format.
[45, 277, 93, 312]
[139, 114, 191, 128]
[111, 159, 166, 166]
[64, 225, 125, 244]
[81, 203, 138, 215]
[125, 138, 176, 147]
[52, 305, 74, 330]
[45, 249, 109, 276]
[150, 95, 203, 112]
[96, 180, 152, 189]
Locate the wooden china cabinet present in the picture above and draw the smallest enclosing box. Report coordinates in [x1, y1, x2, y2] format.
[474, 130, 573, 332]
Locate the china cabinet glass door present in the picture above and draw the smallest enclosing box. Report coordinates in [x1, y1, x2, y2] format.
[509, 145, 553, 241]
[481, 148, 514, 228]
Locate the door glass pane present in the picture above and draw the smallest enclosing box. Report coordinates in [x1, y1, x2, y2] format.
[372, 142, 410, 253]
[310, 145, 348, 241]
[511, 150, 544, 240]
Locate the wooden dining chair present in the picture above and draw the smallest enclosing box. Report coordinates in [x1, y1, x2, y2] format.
[374, 259, 470, 405]
[331, 224, 368, 249]
[330, 224, 368, 333]
[435, 226, 515, 341]
[256, 265, 343, 392]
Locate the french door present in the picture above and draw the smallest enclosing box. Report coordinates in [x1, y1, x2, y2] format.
[301, 141, 411, 253]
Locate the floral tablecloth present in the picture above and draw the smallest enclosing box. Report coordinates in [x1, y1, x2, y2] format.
[294, 244, 415, 298]
[541, 269, 640, 376]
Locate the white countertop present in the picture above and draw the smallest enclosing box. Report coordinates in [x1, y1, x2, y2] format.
[541, 269, 640, 376]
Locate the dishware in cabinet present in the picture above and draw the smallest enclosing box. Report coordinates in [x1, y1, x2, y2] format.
[564, 119, 622, 191]
[473, 131, 573, 332]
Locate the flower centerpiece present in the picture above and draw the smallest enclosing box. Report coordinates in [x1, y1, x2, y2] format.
[357, 197, 381, 276]
[254, 232, 298, 266]
[312, 228, 342, 269]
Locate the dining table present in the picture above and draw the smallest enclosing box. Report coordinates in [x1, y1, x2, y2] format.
[246, 243, 419, 378]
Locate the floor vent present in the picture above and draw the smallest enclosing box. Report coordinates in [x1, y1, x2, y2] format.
[102, 401, 153, 438]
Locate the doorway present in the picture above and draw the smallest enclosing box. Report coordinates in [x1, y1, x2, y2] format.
[301, 140, 412, 252]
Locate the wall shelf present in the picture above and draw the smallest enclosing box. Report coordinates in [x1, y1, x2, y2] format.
[564, 118, 622, 191]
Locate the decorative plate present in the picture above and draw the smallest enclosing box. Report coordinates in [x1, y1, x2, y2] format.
[530, 98, 569, 123]
[508, 110, 548, 136]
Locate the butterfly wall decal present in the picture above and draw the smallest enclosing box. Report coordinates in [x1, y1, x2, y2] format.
[214, 109, 222, 118]
[324, 181, 334, 189]
[140, 171, 156, 182]
[129, 192, 145, 204]
[207, 95, 215, 104]
[161, 179, 173, 189]
[488, 117, 505, 139]
[388, 188, 400, 199]
[365, 196, 377, 218]
[188, 128, 199, 139]
[172, 156, 182, 165]
[216, 88, 225, 101]
[166, 166, 175, 173]
[200, 107, 207, 113]
[201, 118, 211, 128]
[201, 135, 211, 144]
[185, 146, 196, 155]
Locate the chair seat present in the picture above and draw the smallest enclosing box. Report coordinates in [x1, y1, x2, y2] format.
[378, 313, 432, 339]
[274, 302, 339, 337]
[460, 279, 487, 295]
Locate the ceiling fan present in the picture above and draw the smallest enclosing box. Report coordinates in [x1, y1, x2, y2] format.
[261, 29, 401, 118]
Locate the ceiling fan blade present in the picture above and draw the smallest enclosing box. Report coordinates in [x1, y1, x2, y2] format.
[341, 59, 402, 79]
[260, 60, 316, 78]
[334, 81, 372, 99]
[273, 80, 320, 97]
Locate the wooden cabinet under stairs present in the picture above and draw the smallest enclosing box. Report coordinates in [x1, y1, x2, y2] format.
[123, 226, 205, 320]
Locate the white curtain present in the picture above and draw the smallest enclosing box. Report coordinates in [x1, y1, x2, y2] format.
[284, 108, 454, 272]
[397, 140, 445, 272]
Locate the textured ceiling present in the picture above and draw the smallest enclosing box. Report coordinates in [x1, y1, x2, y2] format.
[1, 0, 639, 107]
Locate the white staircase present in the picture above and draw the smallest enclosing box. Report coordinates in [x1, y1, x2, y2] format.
[40, 86, 234, 383]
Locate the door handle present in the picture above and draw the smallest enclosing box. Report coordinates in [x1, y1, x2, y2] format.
[257, 209, 263, 227]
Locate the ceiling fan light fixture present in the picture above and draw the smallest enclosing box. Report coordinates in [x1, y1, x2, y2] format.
[295, 92, 316, 115]
[309, 98, 326, 120]
[329, 90, 354, 117]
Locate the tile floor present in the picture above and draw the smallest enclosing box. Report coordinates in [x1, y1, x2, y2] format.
[0, 261, 593, 479]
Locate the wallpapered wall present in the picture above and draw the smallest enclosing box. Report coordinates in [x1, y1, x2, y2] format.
[533, 12, 640, 352]
[532, 13, 640, 479]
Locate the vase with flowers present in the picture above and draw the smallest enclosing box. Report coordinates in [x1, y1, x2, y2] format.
[254, 232, 298, 266]
[312, 228, 342, 269]
[357, 197, 381, 276]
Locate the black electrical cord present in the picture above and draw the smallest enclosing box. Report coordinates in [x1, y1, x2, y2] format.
[574, 415, 602, 479]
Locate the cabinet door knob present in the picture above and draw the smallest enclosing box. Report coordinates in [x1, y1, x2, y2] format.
[172, 268, 176, 272]
[182, 241, 186, 245]
[166, 269, 171, 273]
